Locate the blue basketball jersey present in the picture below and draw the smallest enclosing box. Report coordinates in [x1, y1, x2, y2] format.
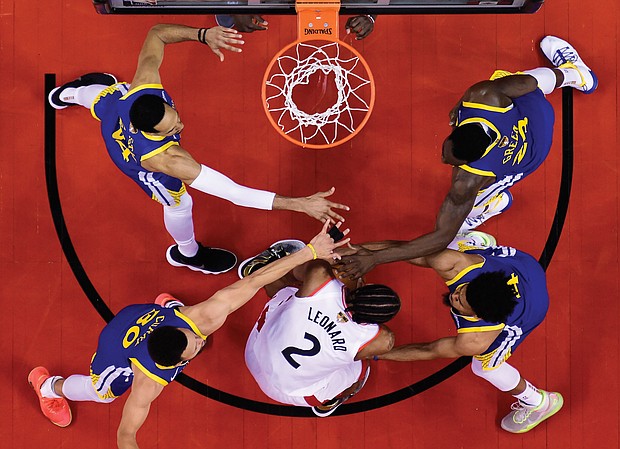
[92, 83, 185, 205]
[446, 246, 549, 369]
[90, 304, 206, 399]
[456, 88, 555, 187]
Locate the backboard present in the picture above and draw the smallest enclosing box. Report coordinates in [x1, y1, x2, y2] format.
[93, 0, 544, 15]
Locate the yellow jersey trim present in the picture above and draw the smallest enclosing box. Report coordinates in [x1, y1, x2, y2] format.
[461, 101, 513, 113]
[453, 313, 480, 323]
[141, 131, 168, 142]
[140, 141, 179, 161]
[174, 309, 208, 340]
[120, 83, 164, 100]
[457, 323, 505, 333]
[459, 164, 496, 177]
[129, 357, 169, 386]
[446, 258, 486, 286]
[155, 362, 176, 370]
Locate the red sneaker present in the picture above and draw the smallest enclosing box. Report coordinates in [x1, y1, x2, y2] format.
[28, 367, 72, 427]
[154, 293, 185, 308]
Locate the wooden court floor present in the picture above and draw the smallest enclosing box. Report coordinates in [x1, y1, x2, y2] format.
[1, 0, 618, 448]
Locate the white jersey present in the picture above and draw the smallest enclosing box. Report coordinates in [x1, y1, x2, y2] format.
[245, 279, 379, 405]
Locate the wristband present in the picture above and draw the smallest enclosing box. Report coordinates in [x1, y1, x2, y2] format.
[198, 28, 210, 45]
[307, 243, 318, 260]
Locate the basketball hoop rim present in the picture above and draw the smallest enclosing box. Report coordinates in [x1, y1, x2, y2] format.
[261, 39, 376, 150]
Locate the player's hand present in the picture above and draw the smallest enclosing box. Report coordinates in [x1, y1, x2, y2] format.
[338, 248, 376, 279]
[204, 26, 244, 62]
[299, 187, 350, 223]
[232, 15, 268, 32]
[308, 221, 350, 261]
[345, 15, 375, 40]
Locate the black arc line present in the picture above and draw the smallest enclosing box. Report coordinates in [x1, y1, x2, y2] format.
[44, 73, 571, 417]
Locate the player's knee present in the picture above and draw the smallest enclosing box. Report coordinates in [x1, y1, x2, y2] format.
[164, 192, 193, 216]
[94, 395, 116, 404]
[471, 359, 521, 392]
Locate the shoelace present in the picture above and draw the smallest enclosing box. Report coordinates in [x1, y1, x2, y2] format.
[45, 398, 66, 413]
[552, 45, 578, 66]
[509, 401, 533, 423]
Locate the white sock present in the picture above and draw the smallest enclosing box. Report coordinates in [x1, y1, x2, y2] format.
[522, 67, 557, 94]
[59, 84, 110, 108]
[40, 376, 63, 399]
[514, 380, 544, 406]
[163, 192, 199, 257]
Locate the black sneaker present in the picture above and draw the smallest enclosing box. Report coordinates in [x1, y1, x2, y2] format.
[312, 397, 344, 418]
[166, 243, 237, 275]
[237, 239, 306, 279]
[311, 364, 370, 418]
[48, 72, 118, 109]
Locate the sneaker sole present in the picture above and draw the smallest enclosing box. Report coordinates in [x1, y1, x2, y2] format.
[467, 231, 497, 247]
[237, 239, 305, 279]
[166, 246, 236, 275]
[583, 70, 598, 94]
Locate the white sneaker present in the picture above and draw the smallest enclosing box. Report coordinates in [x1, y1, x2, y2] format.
[448, 231, 497, 252]
[540, 36, 598, 94]
[501, 391, 564, 433]
[459, 191, 513, 234]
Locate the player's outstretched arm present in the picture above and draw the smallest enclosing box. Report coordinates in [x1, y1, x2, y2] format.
[130, 24, 243, 88]
[377, 331, 499, 362]
[142, 152, 348, 220]
[338, 169, 487, 279]
[272, 187, 350, 223]
[116, 367, 165, 449]
[185, 221, 350, 336]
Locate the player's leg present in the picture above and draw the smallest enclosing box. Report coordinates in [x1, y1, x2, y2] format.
[28, 367, 73, 427]
[471, 359, 563, 433]
[57, 375, 116, 403]
[459, 189, 513, 234]
[163, 191, 237, 275]
[519, 36, 597, 95]
[539, 35, 597, 94]
[311, 362, 370, 417]
[48, 73, 118, 109]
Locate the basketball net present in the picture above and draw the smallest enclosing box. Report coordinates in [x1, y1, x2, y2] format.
[262, 0, 375, 149]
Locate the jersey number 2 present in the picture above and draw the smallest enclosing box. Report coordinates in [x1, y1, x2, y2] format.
[282, 333, 321, 369]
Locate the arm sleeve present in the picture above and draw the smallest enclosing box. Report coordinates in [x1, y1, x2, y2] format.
[189, 164, 276, 210]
